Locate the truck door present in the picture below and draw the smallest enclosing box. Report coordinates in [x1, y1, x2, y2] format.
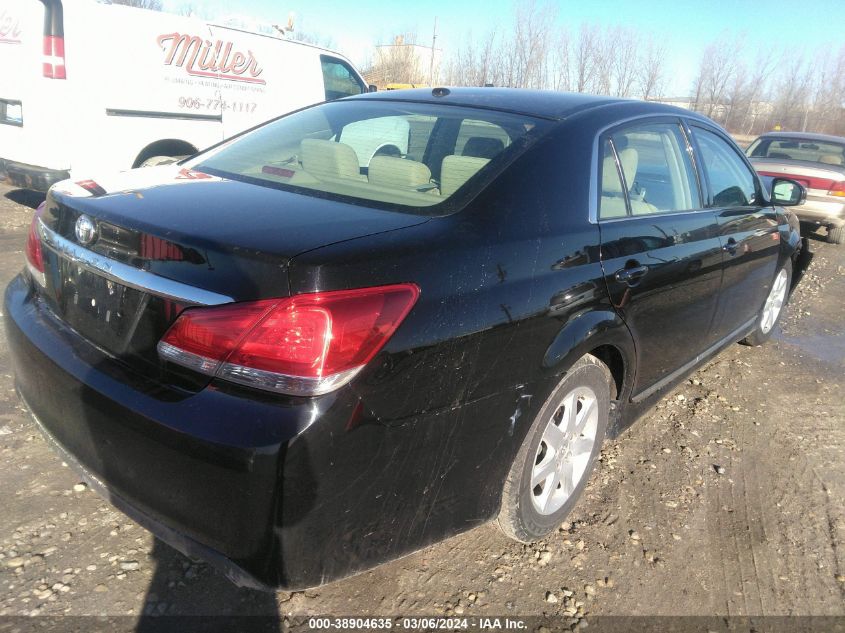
[210, 27, 321, 138]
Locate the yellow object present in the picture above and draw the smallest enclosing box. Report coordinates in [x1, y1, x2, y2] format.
[384, 83, 428, 90]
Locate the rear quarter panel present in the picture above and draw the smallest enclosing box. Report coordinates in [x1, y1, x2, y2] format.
[274, 124, 636, 587]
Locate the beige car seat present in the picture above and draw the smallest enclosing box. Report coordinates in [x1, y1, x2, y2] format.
[300, 139, 363, 181]
[368, 156, 432, 190]
[440, 155, 490, 197]
[462, 137, 505, 159]
[600, 147, 657, 217]
[819, 154, 844, 166]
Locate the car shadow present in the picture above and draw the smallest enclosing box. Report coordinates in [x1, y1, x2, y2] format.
[799, 224, 832, 243]
[4, 188, 46, 209]
[135, 540, 282, 632]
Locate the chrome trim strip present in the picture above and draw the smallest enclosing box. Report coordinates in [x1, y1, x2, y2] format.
[157, 341, 222, 375]
[105, 108, 222, 123]
[157, 339, 363, 397]
[26, 261, 46, 287]
[216, 362, 363, 397]
[631, 316, 757, 404]
[37, 219, 233, 306]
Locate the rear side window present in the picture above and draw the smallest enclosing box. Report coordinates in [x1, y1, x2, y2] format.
[693, 127, 758, 208]
[599, 122, 701, 219]
[320, 56, 365, 101]
[748, 137, 845, 166]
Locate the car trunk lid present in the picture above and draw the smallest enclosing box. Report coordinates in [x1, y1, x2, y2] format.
[751, 157, 845, 196]
[35, 165, 430, 387]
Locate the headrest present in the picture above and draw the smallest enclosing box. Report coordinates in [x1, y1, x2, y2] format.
[441, 155, 490, 197]
[463, 137, 505, 159]
[819, 154, 843, 166]
[300, 139, 361, 180]
[368, 156, 431, 189]
[602, 147, 638, 193]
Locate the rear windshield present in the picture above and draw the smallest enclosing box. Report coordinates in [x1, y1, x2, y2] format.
[190, 100, 549, 214]
[747, 137, 845, 167]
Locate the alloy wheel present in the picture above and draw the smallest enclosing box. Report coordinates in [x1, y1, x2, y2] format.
[530, 386, 599, 515]
[761, 268, 788, 334]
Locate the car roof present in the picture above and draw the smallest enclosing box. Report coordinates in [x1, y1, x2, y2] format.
[756, 131, 845, 144]
[347, 87, 698, 121]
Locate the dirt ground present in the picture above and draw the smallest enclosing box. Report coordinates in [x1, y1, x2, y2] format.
[0, 182, 843, 629]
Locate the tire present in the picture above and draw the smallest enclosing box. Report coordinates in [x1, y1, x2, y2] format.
[497, 354, 611, 543]
[742, 264, 792, 346]
[139, 155, 178, 168]
[827, 225, 845, 245]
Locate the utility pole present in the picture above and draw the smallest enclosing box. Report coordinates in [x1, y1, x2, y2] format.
[429, 17, 437, 86]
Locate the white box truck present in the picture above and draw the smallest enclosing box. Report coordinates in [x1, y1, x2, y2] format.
[0, 0, 371, 191]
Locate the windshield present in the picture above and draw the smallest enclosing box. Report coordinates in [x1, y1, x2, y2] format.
[747, 137, 845, 167]
[190, 100, 549, 213]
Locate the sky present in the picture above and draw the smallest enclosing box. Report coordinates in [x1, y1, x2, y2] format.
[161, 0, 842, 95]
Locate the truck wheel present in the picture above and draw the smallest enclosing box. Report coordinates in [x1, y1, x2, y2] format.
[742, 265, 791, 346]
[497, 355, 611, 543]
[827, 225, 844, 245]
[139, 155, 179, 168]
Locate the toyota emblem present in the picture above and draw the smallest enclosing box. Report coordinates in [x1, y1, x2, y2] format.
[75, 215, 97, 246]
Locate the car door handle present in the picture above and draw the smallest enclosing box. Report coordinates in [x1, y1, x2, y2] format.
[614, 265, 649, 284]
[722, 237, 738, 254]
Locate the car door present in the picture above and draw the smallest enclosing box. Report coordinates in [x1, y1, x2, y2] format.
[687, 123, 780, 342]
[596, 118, 724, 398]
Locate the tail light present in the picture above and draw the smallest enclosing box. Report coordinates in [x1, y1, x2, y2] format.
[828, 181, 845, 198]
[25, 204, 46, 286]
[42, 35, 66, 79]
[158, 284, 420, 396]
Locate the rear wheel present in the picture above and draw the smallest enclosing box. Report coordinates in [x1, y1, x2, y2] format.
[742, 265, 791, 346]
[827, 225, 844, 245]
[497, 355, 611, 543]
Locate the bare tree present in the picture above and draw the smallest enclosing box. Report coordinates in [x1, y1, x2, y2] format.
[637, 36, 665, 100]
[366, 34, 429, 86]
[509, 0, 557, 88]
[769, 53, 814, 130]
[610, 26, 638, 97]
[691, 36, 742, 120]
[805, 44, 845, 134]
[437, 0, 842, 136]
[573, 24, 598, 93]
[549, 28, 572, 91]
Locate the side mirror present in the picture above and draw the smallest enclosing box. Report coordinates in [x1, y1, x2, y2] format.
[368, 84, 378, 93]
[770, 177, 806, 206]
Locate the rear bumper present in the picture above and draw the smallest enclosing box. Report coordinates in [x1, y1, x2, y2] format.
[21, 395, 274, 590]
[793, 196, 845, 227]
[4, 273, 527, 590]
[0, 158, 70, 192]
[3, 274, 315, 588]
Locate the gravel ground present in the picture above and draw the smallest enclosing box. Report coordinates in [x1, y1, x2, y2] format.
[0, 182, 843, 629]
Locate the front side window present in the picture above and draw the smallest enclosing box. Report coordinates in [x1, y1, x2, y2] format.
[191, 100, 548, 213]
[693, 127, 758, 208]
[320, 56, 365, 101]
[599, 121, 701, 219]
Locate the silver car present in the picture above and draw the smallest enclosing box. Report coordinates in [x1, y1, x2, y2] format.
[747, 131, 845, 244]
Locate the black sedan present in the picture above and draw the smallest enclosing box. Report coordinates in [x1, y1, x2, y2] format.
[4, 88, 812, 590]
